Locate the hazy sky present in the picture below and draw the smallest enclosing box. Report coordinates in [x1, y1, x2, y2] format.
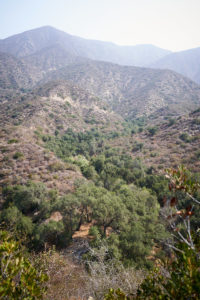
[1, 0, 200, 51]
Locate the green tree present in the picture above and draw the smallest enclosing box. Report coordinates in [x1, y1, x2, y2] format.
[117, 185, 163, 267]
[34, 220, 67, 249]
[3, 181, 47, 214]
[0, 206, 34, 237]
[104, 166, 200, 299]
[92, 189, 128, 236]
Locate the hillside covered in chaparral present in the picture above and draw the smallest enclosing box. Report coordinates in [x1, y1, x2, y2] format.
[0, 26, 200, 300]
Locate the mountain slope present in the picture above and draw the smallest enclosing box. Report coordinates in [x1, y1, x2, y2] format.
[0, 26, 171, 66]
[0, 80, 122, 131]
[1, 47, 200, 120]
[0, 80, 124, 196]
[22, 44, 89, 73]
[151, 47, 200, 84]
[130, 109, 200, 172]
[1, 26, 200, 122]
[0, 52, 34, 89]
[41, 60, 200, 118]
[0, 123, 83, 195]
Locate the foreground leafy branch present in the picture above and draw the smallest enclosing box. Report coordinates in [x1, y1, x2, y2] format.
[162, 165, 200, 250]
[136, 242, 200, 299]
[0, 230, 48, 299]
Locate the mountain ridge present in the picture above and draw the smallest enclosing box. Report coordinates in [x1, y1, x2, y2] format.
[39, 60, 200, 118]
[150, 47, 200, 84]
[0, 26, 171, 66]
[1, 26, 200, 122]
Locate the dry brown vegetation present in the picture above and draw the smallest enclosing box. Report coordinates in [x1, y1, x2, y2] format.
[0, 125, 83, 200]
[43, 242, 144, 300]
[108, 110, 200, 172]
[0, 80, 125, 201]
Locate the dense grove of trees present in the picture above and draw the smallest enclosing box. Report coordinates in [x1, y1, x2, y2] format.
[1, 179, 165, 268]
[1, 128, 200, 298]
[1, 127, 173, 267]
[105, 166, 200, 299]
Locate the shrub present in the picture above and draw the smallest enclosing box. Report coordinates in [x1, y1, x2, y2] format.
[2, 181, 47, 214]
[132, 143, 143, 152]
[192, 118, 200, 125]
[167, 118, 176, 126]
[82, 165, 97, 180]
[8, 139, 19, 144]
[147, 127, 158, 136]
[85, 245, 144, 300]
[33, 220, 68, 249]
[0, 230, 48, 299]
[150, 152, 157, 157]
[137, 243, 200, 299]
[48, 162, 65, 172]
[105, 243, 200, 299]
[0, 206, 34, 236]
[13, 151, 24, 159]
[179, 132, 191, 142]
[195, 150, 200, 159]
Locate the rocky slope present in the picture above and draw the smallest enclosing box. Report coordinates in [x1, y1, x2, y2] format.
[41, 60, 200, 118]
[0, 80, 122, 131]
[0, 80, 123, 197]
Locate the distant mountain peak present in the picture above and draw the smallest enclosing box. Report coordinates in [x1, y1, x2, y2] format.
[0, 26, 171, 66]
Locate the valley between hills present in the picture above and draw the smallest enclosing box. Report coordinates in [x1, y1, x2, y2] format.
[0, 26, 200, 299]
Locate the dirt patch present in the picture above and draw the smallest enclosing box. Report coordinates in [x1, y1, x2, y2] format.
[72, 223, 93, 239]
